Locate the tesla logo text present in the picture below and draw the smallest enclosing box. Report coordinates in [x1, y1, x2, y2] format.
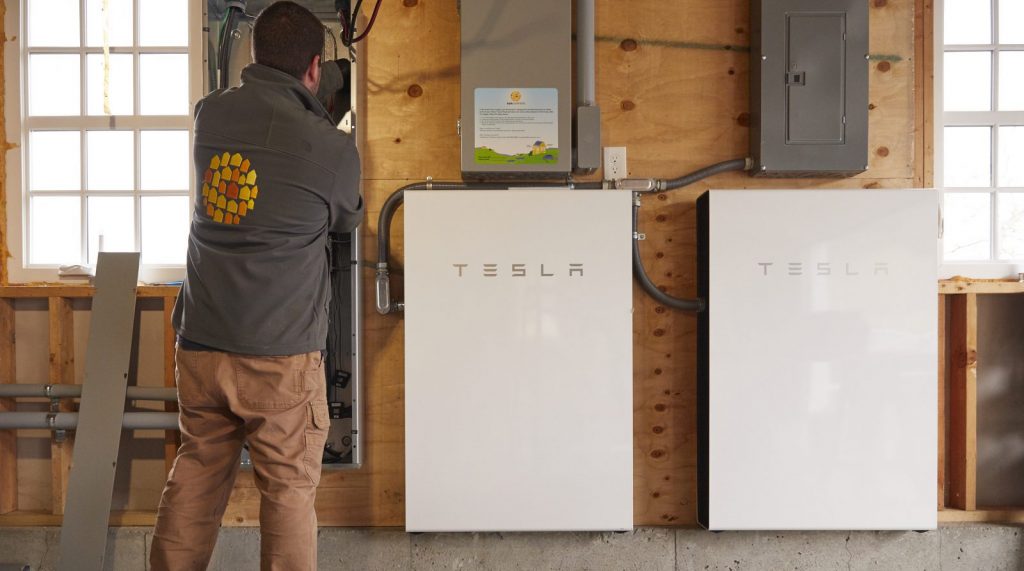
[756, 262, 889, 276]
[452, 263, 585, 278]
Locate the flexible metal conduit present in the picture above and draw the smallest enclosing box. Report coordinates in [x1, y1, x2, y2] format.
[375, 180, 603, 315]
[631, 158, 752, 312]
[375, 159, 749, 315]
[0, 412, 179, 431]
[0, 384, 177, 401]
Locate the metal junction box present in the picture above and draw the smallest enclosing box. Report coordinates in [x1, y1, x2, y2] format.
[751, 0, 869, 176]
[460, 0, 572, 179]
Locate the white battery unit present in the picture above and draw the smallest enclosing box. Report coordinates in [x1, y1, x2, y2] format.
[697, 189, 938, 531]
[404, 190, 633, 532]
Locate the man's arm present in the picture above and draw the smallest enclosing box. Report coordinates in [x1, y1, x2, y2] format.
[328, 135, 364, 234]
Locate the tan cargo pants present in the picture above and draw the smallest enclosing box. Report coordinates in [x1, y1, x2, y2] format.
[151, 347, 330, 571]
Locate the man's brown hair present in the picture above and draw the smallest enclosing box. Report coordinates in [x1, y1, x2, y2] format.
[252, 1, 325, 80]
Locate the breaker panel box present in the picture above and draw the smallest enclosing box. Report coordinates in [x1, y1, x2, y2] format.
[751, 0, 869, 176]
[460, 0, 573, 179]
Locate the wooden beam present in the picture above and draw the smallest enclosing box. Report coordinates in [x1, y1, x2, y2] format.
[48, 297, 75, 515]
[947, 294, 977, 511]
[0, 510, 161, 527]
[939, 509, 1024, 524]
[0, 298, 17, 514]
[937, 294, 946, 510]
[0, 285, 178, 299]
[162, 296, 179, 475]
[939, 280, 1024, 295]
[921, 0, 935, 189]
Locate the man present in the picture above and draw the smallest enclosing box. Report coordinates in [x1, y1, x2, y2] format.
[151, 3, 363, 570]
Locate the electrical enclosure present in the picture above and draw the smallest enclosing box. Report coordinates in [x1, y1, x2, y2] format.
[404, 190, 633, 531]
[697, 189, 937, 530]
[751, 0, 869, 176]
[460, 0, 573, 179]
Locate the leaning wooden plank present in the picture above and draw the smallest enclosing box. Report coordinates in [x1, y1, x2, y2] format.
[48, 297, 74, 515]
[0, 298, 16, 514]
[162, 295, 180, 475]
[947, 293, 978, 511]
[56, 253, 140, 571]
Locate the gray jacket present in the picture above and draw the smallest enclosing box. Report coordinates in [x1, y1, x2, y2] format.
[173, 63, 363, 355]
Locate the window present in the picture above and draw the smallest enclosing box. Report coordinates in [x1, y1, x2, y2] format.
[9, 0, 198, 280]
[939, 0, 1024, 271]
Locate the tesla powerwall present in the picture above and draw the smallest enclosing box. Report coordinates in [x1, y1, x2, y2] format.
[404, 190, 633, 532]
[697, 189, 937, 530]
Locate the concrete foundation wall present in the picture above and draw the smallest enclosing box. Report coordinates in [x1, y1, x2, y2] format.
[0, 525, 1021, 570]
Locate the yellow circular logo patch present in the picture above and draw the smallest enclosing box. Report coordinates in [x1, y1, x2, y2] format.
[201, 152, 259, 225]
[509, 90, 522, 103]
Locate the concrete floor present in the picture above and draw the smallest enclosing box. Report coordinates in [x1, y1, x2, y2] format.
[0, 525, 1021, 570]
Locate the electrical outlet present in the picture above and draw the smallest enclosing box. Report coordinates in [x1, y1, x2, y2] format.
[603, 147, 627, 180]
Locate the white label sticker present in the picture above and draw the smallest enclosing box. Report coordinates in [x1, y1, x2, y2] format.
[474, 88, 558, 165]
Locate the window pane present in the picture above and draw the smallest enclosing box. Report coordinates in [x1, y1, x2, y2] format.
[28, 55, 81, 116]
[87, 196, 135, 266]
[1000, 0, 1024, 44]
[945, 0, 992, 44]
[87, 54, 134, 116]
[999, 127, 1024, 188]
[944, 52, 992, 111]
[27, 0, 80, 47]
[998, 52, 1024, 111]
[29, 131, 81, 191]
[87, 131, 134, 190]
[142, 196, 189, 265]
[86, 0, 133, 47]
[30, 196, 82, 265]
[141, 131, 190, 190]
[139, 54, 190, 115]
[139, 0, 188, 47]
[944, 193, 992, 261]
[944, 127, 992, 187]
[998, 193, 1024, 259]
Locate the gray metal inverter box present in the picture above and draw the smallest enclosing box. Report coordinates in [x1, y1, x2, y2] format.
[460, 0, 572, 179]
[751, 0, 869, 176]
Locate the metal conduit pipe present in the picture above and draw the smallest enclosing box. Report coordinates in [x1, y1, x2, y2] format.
[375, 180, 604, 315]
[631, 158, 752, 312]
[0, 384, 177, 401]
[0, 412, 180, 431]
[577, 0, 596, 107]
[375, 159, 748, 316]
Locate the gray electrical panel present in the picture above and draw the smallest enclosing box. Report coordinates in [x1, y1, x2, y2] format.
[751, 0, 868, 176]
[460, 0, 572, 179]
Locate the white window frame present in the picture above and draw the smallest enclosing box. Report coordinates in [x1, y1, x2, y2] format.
[4, 0, 204, 283]
[936, 0, 1024, 279]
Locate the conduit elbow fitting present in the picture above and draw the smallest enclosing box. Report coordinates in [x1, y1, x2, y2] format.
[375, 266, 393, 315]
[615, 178, 658, 193]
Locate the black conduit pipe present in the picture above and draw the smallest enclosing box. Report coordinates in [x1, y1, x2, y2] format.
[634, 158, 752, 312]
[374, 158, 748, 315]
[375, 181, 602, 314]
[632, 198, 703, 313]
[659, 158, 750, 191]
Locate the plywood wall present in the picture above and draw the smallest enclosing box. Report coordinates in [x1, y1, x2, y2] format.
[341, 0, 925, 527]
[1, 0, 926, 527]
